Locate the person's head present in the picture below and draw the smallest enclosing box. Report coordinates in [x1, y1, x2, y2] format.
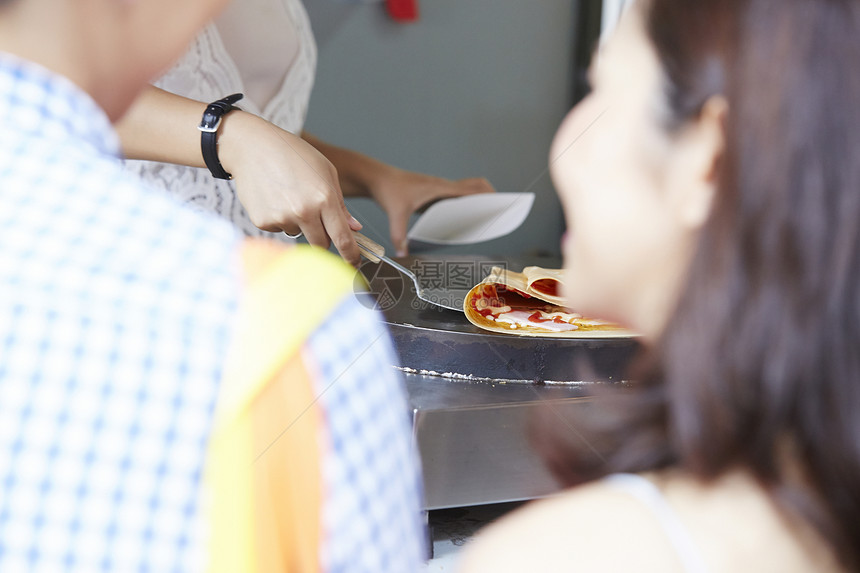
[551, 0, 726, 338]
[546, 0, 860, 567]
[0, 0, 229, 120]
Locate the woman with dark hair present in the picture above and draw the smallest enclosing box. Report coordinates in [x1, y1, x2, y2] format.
[459, 0, 859, 571]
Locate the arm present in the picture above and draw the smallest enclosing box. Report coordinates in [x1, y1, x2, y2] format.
[302, 132, 495, 256]
[116, 86, 362, 265]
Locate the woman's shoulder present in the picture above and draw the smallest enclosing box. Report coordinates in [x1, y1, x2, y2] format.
[655, 470, 843, 573]
[458, 471, 843, 573]
[457, 477, 689, 573]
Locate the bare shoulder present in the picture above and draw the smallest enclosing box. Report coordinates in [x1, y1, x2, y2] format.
[655, 470, 844, 573]
[457, 481, 685, 573]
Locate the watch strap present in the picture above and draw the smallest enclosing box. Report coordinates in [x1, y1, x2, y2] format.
[199, 93, 244, 180]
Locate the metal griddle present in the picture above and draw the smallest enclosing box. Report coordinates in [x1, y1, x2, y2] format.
[360, 255, 638, 509]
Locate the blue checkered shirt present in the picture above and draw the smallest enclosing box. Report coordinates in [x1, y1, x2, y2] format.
[306, 298, 426, 573]
[0, 53, 426, 571]
[0, 54, 242, 571]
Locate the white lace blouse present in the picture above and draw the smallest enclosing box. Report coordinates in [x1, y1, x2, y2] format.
[124, 0, 317, 240]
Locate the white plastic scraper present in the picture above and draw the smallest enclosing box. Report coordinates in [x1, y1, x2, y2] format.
[406, 192, 535, 245]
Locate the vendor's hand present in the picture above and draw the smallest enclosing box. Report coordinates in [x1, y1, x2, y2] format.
[219, 112, 363, 266]
[370, 168, 495, 256]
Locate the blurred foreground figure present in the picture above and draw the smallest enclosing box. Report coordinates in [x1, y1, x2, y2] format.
[0, 0, 424, 570]
[461, 1, 860, 571]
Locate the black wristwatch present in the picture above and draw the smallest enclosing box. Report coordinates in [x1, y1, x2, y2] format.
[198, 93, 244, 180]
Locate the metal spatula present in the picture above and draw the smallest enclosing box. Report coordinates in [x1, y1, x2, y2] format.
[354, 232, 463, 312]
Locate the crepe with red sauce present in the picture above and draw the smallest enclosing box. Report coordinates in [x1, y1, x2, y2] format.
[463, 266, 633, 338]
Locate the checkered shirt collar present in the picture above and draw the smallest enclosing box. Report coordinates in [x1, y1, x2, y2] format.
[0, 51, 120, 158]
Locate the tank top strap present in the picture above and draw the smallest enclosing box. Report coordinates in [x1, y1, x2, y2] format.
[603, 473, 710, 573]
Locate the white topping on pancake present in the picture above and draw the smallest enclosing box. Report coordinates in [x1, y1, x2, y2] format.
[494, 310, 580, 333]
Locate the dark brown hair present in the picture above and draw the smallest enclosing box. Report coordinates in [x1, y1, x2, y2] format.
[538, 0, 860, 568]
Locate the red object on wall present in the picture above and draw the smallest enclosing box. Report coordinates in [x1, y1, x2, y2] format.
[386, 0, 419, 22]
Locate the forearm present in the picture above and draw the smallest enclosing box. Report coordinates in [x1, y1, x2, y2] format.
[115, 85, 255, 172]
[301, 132, 394, 198]
[115, 86, 210, 167]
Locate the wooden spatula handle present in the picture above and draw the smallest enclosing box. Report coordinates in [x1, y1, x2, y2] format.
[353, 231, 385, 264]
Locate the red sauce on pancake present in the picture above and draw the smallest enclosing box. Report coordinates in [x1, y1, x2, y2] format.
[530, 279, 560, 298]
[527, 311, 568, 325]
[472, 284, 508, 317]
[498, 285, 531, 299]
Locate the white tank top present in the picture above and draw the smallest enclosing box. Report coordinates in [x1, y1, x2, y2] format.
[603, 473, 710, 573]
[124, 0, 317, 241]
